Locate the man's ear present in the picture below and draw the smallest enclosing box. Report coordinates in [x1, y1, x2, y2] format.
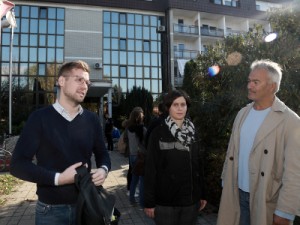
[57, 76, 64, 87]
[271, 82, 277, 93]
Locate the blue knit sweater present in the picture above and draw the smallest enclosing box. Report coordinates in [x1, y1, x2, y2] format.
[10, 105, 111, 204]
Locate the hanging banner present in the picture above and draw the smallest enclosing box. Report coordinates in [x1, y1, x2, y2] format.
[0, 1, 15, 19]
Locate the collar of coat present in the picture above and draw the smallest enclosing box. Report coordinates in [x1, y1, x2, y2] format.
[238, 97, 288, 151]
[246, 96, 287, 113]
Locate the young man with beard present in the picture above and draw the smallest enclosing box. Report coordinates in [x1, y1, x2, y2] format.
[10, 60, 111, 225]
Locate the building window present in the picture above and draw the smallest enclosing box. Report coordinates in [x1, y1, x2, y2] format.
[210, 0, 239, 7]
[178, 44, 185, 51]
[39, 7, 47, 18]
[120, 66, 127, 78]
[0, 5, 65, 111]
[120, 39, 127, 50]
[143, 40, 150, 51]
[103, 11, 162, 95]
[120, 13, 126, 24]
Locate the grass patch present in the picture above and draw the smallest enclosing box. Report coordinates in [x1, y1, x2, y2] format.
[0, 174, 23, 205]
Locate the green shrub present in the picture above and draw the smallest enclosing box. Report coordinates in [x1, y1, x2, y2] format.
[203, 149, 226, 208]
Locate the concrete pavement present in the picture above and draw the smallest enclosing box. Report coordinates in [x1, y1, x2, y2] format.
[0, 151, 217, 225]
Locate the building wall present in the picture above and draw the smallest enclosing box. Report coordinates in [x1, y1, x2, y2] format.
[167, 0, 287, 18]
[65, 8, 103, 80]
[28, 0, 167, 12]
[1, 0, 289, 98]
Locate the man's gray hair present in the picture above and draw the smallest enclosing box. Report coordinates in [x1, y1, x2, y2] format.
[250, 59, 282, 93]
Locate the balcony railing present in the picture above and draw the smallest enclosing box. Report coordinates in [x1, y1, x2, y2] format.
[210, 0, 240, 7]
[201, 27, 224, 37]
[226, 29, 246, 36]
[173, 24, 199, 35]
[174, 50, 199, 59]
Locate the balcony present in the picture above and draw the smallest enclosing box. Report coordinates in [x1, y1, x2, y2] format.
[226, 29, 246, 36]
[201, 27, 224, 37]
[173, 24, 199, 35]
[210, 0, 240, 7]
[174, 50, 199, 59]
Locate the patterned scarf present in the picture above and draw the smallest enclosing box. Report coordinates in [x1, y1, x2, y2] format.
[165, 116, 195, 147]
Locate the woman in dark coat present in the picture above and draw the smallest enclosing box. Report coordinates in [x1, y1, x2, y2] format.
[144, 90, 207, 225]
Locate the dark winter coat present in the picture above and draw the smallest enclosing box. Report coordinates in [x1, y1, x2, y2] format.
[144, 122, 205, 208]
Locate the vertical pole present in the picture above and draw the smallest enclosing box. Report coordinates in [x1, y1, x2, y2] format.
[8, 24, 13, 134]
[0, 21, 2, 48]
[107, 88, 112, 118]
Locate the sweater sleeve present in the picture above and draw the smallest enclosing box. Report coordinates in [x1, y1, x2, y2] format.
[144, 128, 159, 208]
[10, 111, 56, 185]
[91, 113, 111, 171]
[276, 112, 300, 216]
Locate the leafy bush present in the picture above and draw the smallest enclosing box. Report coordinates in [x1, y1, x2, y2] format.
[203, 149, 226, 208]
[119, 86, 154, 126]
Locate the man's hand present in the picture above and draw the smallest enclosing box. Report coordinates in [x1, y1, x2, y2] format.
[273, 214, 291, 225]
[58, 162, 83, 185]
[198, 199, 207, 211]
[144, 208, 155, 218]
[91, 168, 107, 186]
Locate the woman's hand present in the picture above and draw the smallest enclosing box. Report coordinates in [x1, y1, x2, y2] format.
[144, 207, 155, 218]
[198, 199, 207, 211]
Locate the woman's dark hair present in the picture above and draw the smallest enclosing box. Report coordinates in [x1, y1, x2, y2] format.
[164, 90, 191, 111]
[127, 106, 144, 142]
[127, 107, 144, 128]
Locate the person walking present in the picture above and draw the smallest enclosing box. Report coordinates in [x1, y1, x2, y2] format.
[144, 90, 207, 225]
[126, 107, 147, 207]
[10, 60, 111, 225]
[104, 115, 114, 151]
[217, 59, 300, 225]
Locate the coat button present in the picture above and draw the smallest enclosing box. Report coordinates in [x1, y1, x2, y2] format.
[229, 156, 234, 160]
[264, 149, 268, 154]
[261, 172, 264, 176]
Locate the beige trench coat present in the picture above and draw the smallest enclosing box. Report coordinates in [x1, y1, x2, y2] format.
[217, 97, 300, 225]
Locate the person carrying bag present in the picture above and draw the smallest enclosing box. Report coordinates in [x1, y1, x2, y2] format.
[132, 143, 146, 176]
[75, 165, 120, 225]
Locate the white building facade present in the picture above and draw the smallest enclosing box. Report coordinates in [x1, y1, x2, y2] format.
[0, 0, 289, 117]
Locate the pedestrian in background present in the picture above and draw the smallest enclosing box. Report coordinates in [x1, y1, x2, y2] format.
[120, 119, 133, 195]
[145, 102, 167, 148]
[127, 107, 147, 207]
[144, 90, 207, 225]
[217, 59, 300, 225]
[10, 60, 111, 225]
[105, 115, 114, 151]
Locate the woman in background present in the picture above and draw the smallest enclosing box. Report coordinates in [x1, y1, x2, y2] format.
[126, 107, 147, 208]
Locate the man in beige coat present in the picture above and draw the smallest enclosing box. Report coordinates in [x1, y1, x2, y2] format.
[217, 59, 300, 225]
